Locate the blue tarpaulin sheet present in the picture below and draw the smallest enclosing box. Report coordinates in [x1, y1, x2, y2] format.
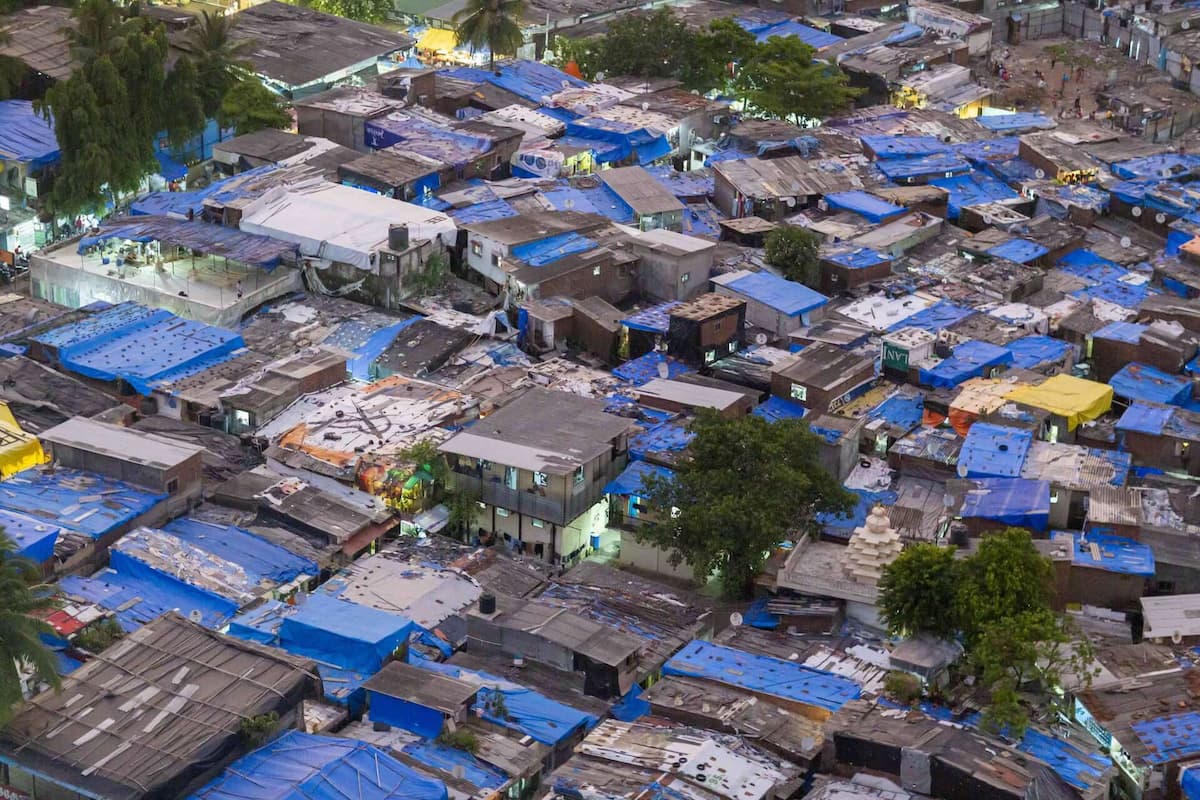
[1062, 531, 1154, 576]
[343, 316, 423, 382]
[883, 22, 924, 43]
[746, 18, 843, 47]
[190, 730, 449, 800]
[79, 215, 296, 269]
[723, 270, 828, 315]
[1, 508, 61, 566]
[1071, 282, 1156, 308]
[825, 247, 889, 269]
[398, 740, 506, 790]
[824, 190, 904, 222]
[441, 61, 587, 104]
[510, 232, 597, 267]
[0, 467, 164, 540]
[645, 165, 713, 198]
[610, 684, 652, 722]
[1133, 712, 1200, 764]
[920, 340, 1012, 388]
[614, 351, 692, 386]
[1116, 401, 1176, 436]
[622, 301, 680, 333]
[987, 238, 1049, 264]
[1186, 768, 1200, 800]
[131, 165, 278, 217]
[410, 656, 598, 745]
[1094, 321, 1144, 344]
[364, 114, 493, 167]
[1017, 728, 1110, 791]
[448, 199, 517, 224]
[1110, 362, 1192, 406]
[744, 597, 780, 630]
[630, 420, 694, 461]
[974, 113, 1056, 133]
[818, 489, 899, 540]
[930, 171, 1018, 218]
[541, 187, 603, 215]
[959, 422, 1033, 478]
[989, 157, 1041, 184]
[1006, 335, 1072, 369]
[228, 599, 291, 644]
[889, 300, 974, 333]
[0, 100, 59, 167]
[1111, 154, 1200, 180]
[565, 117, 670, 166]
[953, 137, 1020, 164]
[958, 477, 1050, 531]
[861, 135, 950, 159]
[604, 460, 674, 496]
[40, 303, 245, 395]
[664, 640, 860, 711]
[878, 153, 971, 182]
[164, 517, 318, 584]
[280, 594, 412, 675]
[868, 393, 924, 431]
[60, 550, 239, 632]
[753, 395, 808, 423]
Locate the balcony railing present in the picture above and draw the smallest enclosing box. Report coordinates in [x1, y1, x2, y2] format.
[451, 469, 610, 526]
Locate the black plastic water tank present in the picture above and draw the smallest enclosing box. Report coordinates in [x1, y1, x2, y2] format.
[479, 592, 496, 614]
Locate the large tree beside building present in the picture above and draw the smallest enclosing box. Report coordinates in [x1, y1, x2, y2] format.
[184, 11, 256, 120]
[219, 77, 291, 135]
[764, 225, 822, 288]
[637, 410, 854, 598]
[454, 0, 526, 71]
[0, 532, 59, 723]
[733, 36, 859, 125]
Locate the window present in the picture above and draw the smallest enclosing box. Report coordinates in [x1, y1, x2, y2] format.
[480, 460, 492, 470]
[504, 466, 518, 490]
[574, 465, 585, 485]
[593, 265, 602, 276]
[791, 383, 808, 402]
[531, 518, 546, 528]
[728, 340, 737, 352]
[471, 240, 483, 257]
[705, 349, 717, 364]
[534, 471, 548, 487]
[166, 477, 179, 494]
[497, 508, 511, 518]
[680, 272, 690, 283]
[491, 253, 500, 267]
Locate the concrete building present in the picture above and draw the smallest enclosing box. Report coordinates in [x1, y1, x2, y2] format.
[627, 228, 716, 302]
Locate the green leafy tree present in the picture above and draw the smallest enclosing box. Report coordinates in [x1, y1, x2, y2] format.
[304, 0, 392, 22]
[680, 19, 757, 95]
[980, 679, 1028, 738]
[185, 11, 256, 120]
[66, 0, 128, 63]
[957, 528, 1054, 645]
[878, 543, 960, 639]
[764, 225, 822, 287]
[218, 78, 291, 135]
[551, 36, 602, 81]
[454, 0, 526, 71]
[0, 532, 60, 723]
[589, 9, 691, 80]
[638, 410, 854, 598]
[163, 56, 207, 151]
[734, 36, 860, 125]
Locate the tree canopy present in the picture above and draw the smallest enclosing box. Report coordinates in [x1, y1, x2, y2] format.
[219, 77, 292, 136]
[764, 225, 822, 288]
[0, 531, 60, 723]
[734, 36, 860, 125]
[454, 0, 526, 71]
[637, 410, 854, 598]
[303, 0, 393, 22]
[877, 528, 1094, 736]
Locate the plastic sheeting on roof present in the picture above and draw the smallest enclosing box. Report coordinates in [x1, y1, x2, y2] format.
[1005, 375, 1113, 430]
[1017, 728, 1109, 791]
[877, 153, 971, 182]
[1072, 281, 1156, 308]
[164, 518, 318, 585]
[1116, 402, 1177, 436]
[131, 165, 278, 218]
[564, 117, 670, 166]
[745, 18, 843, 48]
[663, 639, 860, 711]
[59, 549, 239, 632]
[280, 594, 412, 676]
[630, 420, 694, 461]
[410, 656, 598, 745]
[1110, 362, 1193, 406]
[825, 247, 889, 269]
[1094, 321, 1144, 344]
[824, 190, 904, 223]
[1111, 154, 1200, 180]
[613, 352, 692, 386]
[37, 303, 245, 396]
[604, 460, 674, 496]
[919, 340, 1012, 389]
[510, 231, 597, 267]
[753, 395, 808, 423]
[0, 403, 44, 479]
[723, 270, 828, 315]
[0, 467, 165, 540]
[958, 477, 1050, 531]
[1006, 335, 1072, 369]
[79, 215, 297, 269]
[861, 135, 950, 159]
[1064, 531, 1154, 576]
[974, 112, 1056, 133]
[441, 61, 588, 105]
[817, 489, 899, 540]
[868, 393, 924, 431]
[0, 100, 59, 167]
[953, 136, 1020, 164]
[889, 300, 974, 333]
[1, 508, 60, 566]
[987, 238, 1048, 264]
[958, 422, 1033, 478]
[1133, 712, 1200, 765]
[622, 301, 680, 333]
[342, 316, 423, 382]
[398, 739, 506, 790]
[929, 171, 1017, 218]
[190, 730, 449, 800]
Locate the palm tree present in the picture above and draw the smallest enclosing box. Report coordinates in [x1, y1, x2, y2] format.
[65, 0, 129, 64]
[185, 11, 256, 119]
[0, 532, 60, 723]
[453, 0, 526, 72]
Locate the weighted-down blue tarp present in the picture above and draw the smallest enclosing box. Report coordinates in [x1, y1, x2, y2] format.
[958, 477, 1050, 531]
[279, 593, 413, 675]
[510, 232, 597, 267]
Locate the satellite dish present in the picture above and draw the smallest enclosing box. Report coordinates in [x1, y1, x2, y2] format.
[755, 332, 769, 345]
[1184, 19, 1192, 28]
[1157, 213, 1168, 224]
[1121, 236, 1132, 248]
[1035, 168, 1046, 179]
[657, 361, 670, 378]
[983, 214, 994, 225]
[730, 612, 744, 627]
[1132, 206, 1143, 217]
[957, 462, 969, 478]
[188, 609, 203, 624]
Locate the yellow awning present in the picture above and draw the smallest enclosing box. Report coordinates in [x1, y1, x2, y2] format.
[1004, 375, 1113, 431]
[418, 28, 458, 52]
[0, 402, 44, 477]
